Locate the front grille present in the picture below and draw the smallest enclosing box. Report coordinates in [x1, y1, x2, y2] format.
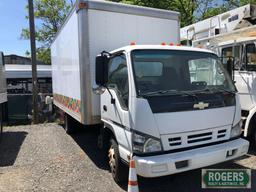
[187, 132, 212, 144]
[162, 126, 231, 150]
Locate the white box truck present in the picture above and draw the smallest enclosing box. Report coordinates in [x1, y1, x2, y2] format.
[51, 0, 249, 182]
[0, 52, 7, 134]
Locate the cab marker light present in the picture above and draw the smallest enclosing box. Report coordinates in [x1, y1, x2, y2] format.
[77, 2, 87, 10]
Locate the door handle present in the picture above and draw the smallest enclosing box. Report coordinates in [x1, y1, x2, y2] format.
[103, 105, 107, 112]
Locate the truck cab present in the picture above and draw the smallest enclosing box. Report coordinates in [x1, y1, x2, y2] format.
[95, 45, 249, 181]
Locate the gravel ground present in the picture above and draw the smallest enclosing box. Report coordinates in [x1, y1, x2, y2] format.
[0, 123, 255, 192]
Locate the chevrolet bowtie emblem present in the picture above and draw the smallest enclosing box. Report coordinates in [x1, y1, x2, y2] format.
[193, 102, 209, 110]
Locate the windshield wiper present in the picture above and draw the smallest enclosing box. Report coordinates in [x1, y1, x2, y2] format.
[141, 89, 198, 100]
[193, 87, 236, 95]
[210, 87, 236, 95]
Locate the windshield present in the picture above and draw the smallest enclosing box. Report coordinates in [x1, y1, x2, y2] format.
[131, 50, 236, 96]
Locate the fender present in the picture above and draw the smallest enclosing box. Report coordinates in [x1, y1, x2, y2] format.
[243, 106, 256, 137]
[102, 120, 116, 138]
[101, 119, 131, 163]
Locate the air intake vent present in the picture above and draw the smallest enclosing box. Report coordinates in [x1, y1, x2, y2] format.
[217, 129, 227, 138]
[168, 137, 181, 146]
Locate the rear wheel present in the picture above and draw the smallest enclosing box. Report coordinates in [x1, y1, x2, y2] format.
[108, 138, 128, 183]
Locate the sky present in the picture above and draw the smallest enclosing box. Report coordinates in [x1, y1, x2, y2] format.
[0, 0, 229, 57]
[0, 0, 30, 56]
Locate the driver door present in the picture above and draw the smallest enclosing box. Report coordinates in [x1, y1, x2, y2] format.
[100, 53, 131, 145]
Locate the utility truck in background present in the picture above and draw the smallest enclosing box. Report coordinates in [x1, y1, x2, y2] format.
[0, 52, 7, 134]
[51, 0, 249, 182]
[181, 4, 256, 145]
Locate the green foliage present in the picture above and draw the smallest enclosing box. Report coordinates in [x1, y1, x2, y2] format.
[239, 0, 256, 5]
[200, 6, 229, 20]
[201, 0, 256, 19]
[108, 0, 256, 26]
[21, 0, 256, 65]
[21, 0, 73, 64]
[109, 0, 198, 27]
[36, 47, 51, 65]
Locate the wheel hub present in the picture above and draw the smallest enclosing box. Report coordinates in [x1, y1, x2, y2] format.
[108, 147, 116, 175]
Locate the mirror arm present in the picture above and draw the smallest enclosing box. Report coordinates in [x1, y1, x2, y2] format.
[101, 51, 112, 58]
[104, 85, 115, 104]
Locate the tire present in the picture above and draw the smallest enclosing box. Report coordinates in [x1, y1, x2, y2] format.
[250, 116, 256, 149]
[0, 104, 3, 139]
[0, 118, 2, 139]
[64, 114, 76, 134]
[108, 138, 128, 183]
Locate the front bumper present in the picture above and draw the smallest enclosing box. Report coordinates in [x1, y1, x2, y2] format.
[133, 138, 249, 178]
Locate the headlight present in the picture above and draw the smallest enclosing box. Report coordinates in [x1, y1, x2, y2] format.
[230, 121, 242, 138]
[132, 132, 162, 154]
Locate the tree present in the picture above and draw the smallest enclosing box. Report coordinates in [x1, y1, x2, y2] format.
[200, 0, 256, 20]
[109, 0, 197, 26]
[228, 0, 256, 6]
[21, 0, 73, 64]
[108, 0, 248, 26]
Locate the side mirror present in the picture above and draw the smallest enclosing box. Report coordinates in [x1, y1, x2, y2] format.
[95, 55, 109, 86]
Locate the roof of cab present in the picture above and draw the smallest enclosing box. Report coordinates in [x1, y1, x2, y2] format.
[111, 45, 215, 54]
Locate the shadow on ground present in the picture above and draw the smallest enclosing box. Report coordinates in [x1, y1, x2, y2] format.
[0, 131, 28, 167]
[70, 127, 109, 171]
[70, 126, 128, 191]
[69, 127, 255, 192]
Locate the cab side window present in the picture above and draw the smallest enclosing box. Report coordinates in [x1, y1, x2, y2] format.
[222, 46, 241, 70]
[108, 54, 129, 110]
[246, 43, 256, 71]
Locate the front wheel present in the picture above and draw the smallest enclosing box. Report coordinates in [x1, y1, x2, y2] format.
[249, 115, 256, 149]
[0, 104, 3, 139]
[108, 138, 128, 183]
[0, 115, 2, 138]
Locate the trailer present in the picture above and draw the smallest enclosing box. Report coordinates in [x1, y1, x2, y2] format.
[181, 4, 256, 146]
[51, 0, 249, 182]
[5, 64, 52, 123]
[0, 52, 7, 134]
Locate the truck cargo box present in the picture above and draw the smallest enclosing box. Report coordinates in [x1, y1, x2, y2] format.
[51, 0, 179, 125]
